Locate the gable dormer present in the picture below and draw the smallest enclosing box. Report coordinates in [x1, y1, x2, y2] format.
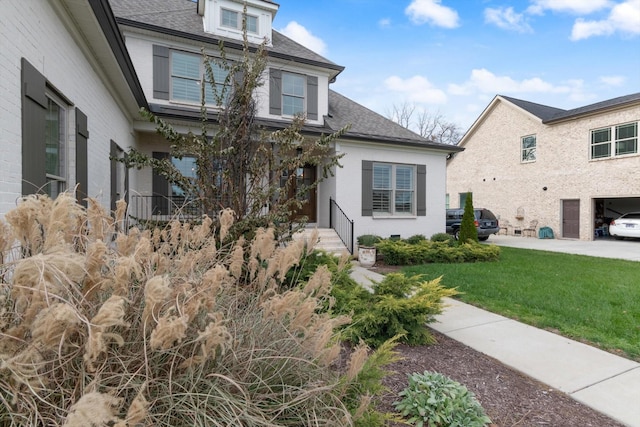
[199, 0, 278, 46]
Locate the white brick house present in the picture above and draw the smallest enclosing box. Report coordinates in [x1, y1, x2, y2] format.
[1, 0, 461, 251]
[446, 94, 640, 240]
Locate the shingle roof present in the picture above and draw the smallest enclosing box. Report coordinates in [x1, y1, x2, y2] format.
[109, 0, 343, 76]
[501, 93, 640, 124]
[326, 90, 462, 151]
[500, 96, 566, 121]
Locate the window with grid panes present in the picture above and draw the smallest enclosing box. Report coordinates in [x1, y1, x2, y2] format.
[372, 163, 415, 215]
[591, 122, 638, 159]
[171, 51, 229, 105]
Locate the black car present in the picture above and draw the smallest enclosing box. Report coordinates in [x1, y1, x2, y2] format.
[446, 208, 500, 241]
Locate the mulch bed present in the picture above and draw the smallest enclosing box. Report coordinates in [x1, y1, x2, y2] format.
[381, 331, 624, 426]
[365, 263, 624, 426]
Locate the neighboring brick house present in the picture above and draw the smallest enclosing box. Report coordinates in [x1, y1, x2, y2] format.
[1, 0, 461, 249]
[446, 93, 640, 240]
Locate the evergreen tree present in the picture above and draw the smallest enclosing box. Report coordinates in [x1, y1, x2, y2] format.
[458, 192, 478, 243]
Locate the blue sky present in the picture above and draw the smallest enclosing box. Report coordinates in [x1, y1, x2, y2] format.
[272, 0, 640, 132]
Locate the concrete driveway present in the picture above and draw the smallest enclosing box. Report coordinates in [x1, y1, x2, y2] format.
[485, 235, 640, 262]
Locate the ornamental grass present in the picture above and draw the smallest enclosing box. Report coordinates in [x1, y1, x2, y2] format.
[0, 192, 386, 426]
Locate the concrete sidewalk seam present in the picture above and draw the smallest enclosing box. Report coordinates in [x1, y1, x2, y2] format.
[431, 317, 511, 334]
[569, 365, 640, 394]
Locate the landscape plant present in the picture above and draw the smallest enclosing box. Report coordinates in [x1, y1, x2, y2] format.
[458, 192, 478, 243]
[331, 273, 458, 347]
[376, 239, 500, 265]
[0, 193, 396, 426]
[394, 371, 491, 427]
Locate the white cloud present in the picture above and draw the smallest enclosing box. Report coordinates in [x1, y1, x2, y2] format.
[405, 0, 460, 28]
[384, 75, 448, 104]
[379, 18, 392, 28]
[448, 68, 577, 95]
[570, 0, 640, 40]
[278, 21, 328, 55]
[600, 75, 626, 86]
[484, 7, 533, 32]
[527, 0, 611, 15]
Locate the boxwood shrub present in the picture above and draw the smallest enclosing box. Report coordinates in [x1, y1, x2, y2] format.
[376, 239, 500, 265]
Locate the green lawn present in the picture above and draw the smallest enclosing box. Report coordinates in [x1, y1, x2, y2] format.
[401, 246, 640, 361]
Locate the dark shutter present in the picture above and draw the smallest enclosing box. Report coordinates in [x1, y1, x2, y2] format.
[416, 164, 426, 216]
[153, 45, 170, 100]
[21, 58, 47, 196]
[110, 141, 118, 212]
[111, 142, 129, 212]
[269, 68, 282, 115]
[361, 160, 373, 216]
[306, 75, 318, 120]
[152, 152, 170, 215]
[75, 108, 89, 207]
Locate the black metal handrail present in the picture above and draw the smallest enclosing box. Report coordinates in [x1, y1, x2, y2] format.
[129, 195, 204, 224]
[329, 197, 354, 254]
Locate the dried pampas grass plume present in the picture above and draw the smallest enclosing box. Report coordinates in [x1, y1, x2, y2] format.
[63, 392, 122, 427]
[250, 227, 276, 260]
[142, 275, 171, 326]
[218, 208, 235, 241]
[4, 194, 48, 254]
[30, 302, 80, 351]
[149, 313, 189, 350]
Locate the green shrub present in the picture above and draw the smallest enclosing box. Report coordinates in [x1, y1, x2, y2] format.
[376, 239, 499, 265]
[405, 234, 427, 244]
[459, 193, 479, 243]
[394, 371, 492, 427]
[357, 234, 382, 247]
[430, 232, 455, 245]
[332, 273, 458, 347]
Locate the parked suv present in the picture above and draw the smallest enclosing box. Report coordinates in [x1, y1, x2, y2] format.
[446, 208, 500, 241]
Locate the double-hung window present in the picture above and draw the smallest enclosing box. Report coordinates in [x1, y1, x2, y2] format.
[591, 122, 638, 159]
[281, 72, 305, 116]
[372, 163, 415, 215]
[221, 8, 258, 33]
[171, 51, 229, 105]
[45, 93, 67, 198]
[521, 135, 536, 162]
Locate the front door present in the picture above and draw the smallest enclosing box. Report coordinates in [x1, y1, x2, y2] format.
[292, 164, 317, 222]
[562, 199, 580, 238]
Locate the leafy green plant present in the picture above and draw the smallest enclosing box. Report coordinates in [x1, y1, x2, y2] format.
[430, 233, 455, 245]
[458, 192, 478, 243]
[394, 371, 491, 427]
[405, 234, 427, 244]
[332, 273, 458, 347]
[376, 239, 499, 265]
[358, 234, 382, 247]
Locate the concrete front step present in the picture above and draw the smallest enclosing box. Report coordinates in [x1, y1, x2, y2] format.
[292, 228, 350, 255]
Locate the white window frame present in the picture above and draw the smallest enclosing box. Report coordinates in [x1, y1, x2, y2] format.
[220, 8, 258, 34]
[372, 162, 416, 216]
[170, 50, 229, 106]
[521, 134, 536, 163]
[591, 122, 638, 159]
[281, 72, 305, 117]
[45, 91, 67, 199]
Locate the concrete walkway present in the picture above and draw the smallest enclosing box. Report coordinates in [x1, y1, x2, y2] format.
[350, 236, 640, 427]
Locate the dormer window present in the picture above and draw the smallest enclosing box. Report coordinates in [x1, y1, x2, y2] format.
[220, 8, 258, 34]
[202, 0, 277, 45]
